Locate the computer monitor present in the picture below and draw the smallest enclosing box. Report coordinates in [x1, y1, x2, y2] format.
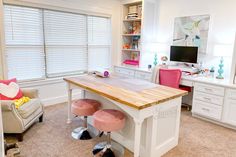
[170, 46, 198, 64]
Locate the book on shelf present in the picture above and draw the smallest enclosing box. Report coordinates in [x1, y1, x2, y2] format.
[128, 5, 138, 14]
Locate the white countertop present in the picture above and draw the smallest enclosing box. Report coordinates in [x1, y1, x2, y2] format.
[182, 75, 236, 88]
[114, 65, 236, 89]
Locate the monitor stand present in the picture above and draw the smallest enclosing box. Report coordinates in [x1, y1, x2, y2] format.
[168, 63, 198, 73]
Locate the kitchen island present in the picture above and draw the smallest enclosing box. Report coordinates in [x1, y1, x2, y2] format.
[64, 75, 187, 157]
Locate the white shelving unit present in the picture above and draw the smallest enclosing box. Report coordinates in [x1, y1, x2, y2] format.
[121, 0, 143, 67]
[120, 0, 159, 68]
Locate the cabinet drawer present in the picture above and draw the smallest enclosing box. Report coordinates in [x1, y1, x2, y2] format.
[194, 92, 224, 106]
[193, 100, 222, 120]
[114, 67, 135, 77]
[226, 89, 236, 100]
[135, 71, 152, 81]
[194, 83, 225, 96]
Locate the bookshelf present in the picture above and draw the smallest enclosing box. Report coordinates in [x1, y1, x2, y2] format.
[121, 1, 142, 67]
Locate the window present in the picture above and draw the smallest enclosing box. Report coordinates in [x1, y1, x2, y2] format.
[4, 5, 45, 80]
[44, 10, 87, 77]
[88, 16, 111, 70]
[3, 5, 112, 81]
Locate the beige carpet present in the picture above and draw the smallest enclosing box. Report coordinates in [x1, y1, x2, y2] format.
[5, 103, 236, 157]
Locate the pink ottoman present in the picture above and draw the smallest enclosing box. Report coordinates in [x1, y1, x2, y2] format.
[71, 99, 101, 140]
[92, 109, 126, 157]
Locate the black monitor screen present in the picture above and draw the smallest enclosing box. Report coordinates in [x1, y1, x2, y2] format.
[170, 46, 198, 63]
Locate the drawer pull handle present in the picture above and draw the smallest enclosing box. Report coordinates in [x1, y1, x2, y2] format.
[203, 97, 211, 101]
[204, 88, 213, 91]
[202, 108, 210, 112]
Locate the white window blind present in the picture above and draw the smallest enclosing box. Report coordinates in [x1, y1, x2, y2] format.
[4, 5, 45, 80]
[88, 16, 111, 70]
[44, 10, 87, 77]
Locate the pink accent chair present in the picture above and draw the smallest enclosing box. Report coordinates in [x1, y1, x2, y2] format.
[71, 99, 101, 140]
[92, 109, 126, 156]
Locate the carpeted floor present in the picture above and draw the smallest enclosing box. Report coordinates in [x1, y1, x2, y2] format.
[5, 103, 236, 157]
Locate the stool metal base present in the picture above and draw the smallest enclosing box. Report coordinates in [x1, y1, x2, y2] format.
[92, 141, 124, 157]
[71, 124, 99, 140]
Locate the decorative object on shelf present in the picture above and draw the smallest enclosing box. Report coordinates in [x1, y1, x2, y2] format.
[210, 67, 215, 78]
[216, 57, 224, 79]
[131, 52, 138, 60]
[214, 44, 233, 79]
[137, 5, 142, 18]
[148, 64, 152, 70]
[161, 56, 168, 65]
[153, 53, 158, 66]
[131, 36, 140, 50]
[173, 14, 210, 53]
[123, 44, 131, 49]
[133, 22, 141, 34]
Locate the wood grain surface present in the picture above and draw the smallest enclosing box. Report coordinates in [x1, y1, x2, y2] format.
[64, 75, 188, 110]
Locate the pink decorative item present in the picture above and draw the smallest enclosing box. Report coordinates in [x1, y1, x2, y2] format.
[0, 78, 23, 100]
[123, 60, 139, 66]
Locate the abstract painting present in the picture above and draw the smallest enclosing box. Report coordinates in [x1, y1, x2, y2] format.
[173, 15, 210, 53]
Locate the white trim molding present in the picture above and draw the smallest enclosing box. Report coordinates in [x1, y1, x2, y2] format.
[230, 33, 236, 84]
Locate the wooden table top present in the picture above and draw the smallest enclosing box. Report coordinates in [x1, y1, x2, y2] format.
[64, 75, 188, 110]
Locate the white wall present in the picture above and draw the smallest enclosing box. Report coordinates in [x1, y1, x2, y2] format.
[0, 0, 121, 106]
[142, 0, 236, 79]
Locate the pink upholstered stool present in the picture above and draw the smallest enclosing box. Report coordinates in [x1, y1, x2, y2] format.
[92, 109, 126, 157]
[71, 99, 101, 140]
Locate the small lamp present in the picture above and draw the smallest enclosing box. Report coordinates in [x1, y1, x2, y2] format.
[213, 44, 233, 79]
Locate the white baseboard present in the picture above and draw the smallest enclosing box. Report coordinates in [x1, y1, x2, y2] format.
[41, 92, 81, 106]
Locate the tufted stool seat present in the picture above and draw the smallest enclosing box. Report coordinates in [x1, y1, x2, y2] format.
[71, 99, 101, 140]
[93, 109, 125, 132]
[72, 99, 101, 116]
[92, 109, 126, 157]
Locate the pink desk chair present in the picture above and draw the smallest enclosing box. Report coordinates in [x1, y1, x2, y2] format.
[159, 68, 192, 109]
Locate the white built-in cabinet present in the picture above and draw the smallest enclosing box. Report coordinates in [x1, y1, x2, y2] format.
[223, 89, 236, 126]
[230, 34, 236, 84]
[192, 83, 236, 129]
[114, 65, 236, 129]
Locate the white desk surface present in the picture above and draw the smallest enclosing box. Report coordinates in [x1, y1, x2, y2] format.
[182, 75, 236, 88]
[114, 65, 236, 89]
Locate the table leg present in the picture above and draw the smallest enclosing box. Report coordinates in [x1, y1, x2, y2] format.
[67, 84, 72, 124]
[81, 89, 85, 99]
[133, 118, 144, 157]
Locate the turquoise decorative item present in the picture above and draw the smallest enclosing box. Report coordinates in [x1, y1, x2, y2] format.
[153, 53, 158, 66]
[216, 57, 224, 79]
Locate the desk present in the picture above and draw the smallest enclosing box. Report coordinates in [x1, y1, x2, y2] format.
[114, 65, 236, 129]
[64, 75, 187, 157]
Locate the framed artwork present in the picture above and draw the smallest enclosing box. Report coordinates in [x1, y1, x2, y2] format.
[173, 14, 210, 53]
